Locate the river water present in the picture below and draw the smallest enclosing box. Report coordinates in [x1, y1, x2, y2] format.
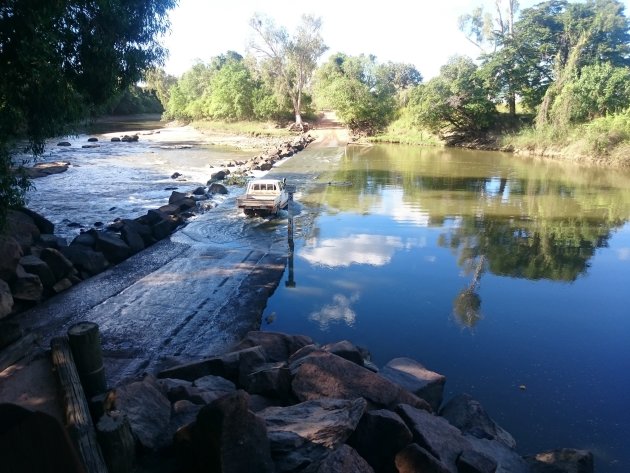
[263, 144, 630, 473]
[24, 122, 630, 472]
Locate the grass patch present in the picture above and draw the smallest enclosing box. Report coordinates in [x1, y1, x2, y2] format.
[369, 114, 442, 146]
[190, 120, 294, 138]
[502, 109, 630, 167]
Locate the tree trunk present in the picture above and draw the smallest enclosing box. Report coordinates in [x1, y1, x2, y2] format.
[508, 92, 516, 116]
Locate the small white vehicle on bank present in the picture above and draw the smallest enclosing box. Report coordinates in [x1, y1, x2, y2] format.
[236, 178, 290, 217]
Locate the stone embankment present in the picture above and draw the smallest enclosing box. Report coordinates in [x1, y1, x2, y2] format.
[0, 134, 315, 341]
[4, 330, 594, 473]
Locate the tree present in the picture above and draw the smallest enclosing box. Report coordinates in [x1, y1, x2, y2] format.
[408, 56, 496, 138]
[313, 54, 397, 134]
[0, 0, 176, 228]
[145, 68, 179, 110]
[206, 58, 256, 121]
[249, 13, 327, 127]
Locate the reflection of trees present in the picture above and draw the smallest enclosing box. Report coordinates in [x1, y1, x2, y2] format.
[453, 255, 485, 328]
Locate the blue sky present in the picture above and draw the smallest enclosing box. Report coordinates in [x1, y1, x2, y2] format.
[162, 0, 630, 80]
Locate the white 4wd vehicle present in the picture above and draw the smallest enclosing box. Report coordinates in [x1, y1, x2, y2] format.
[236, 178, 289, 216]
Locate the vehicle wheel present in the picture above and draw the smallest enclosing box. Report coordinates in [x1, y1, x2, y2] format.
[244, 209, 255, 217]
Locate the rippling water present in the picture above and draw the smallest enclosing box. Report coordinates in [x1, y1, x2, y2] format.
[263, 144, 630, 473]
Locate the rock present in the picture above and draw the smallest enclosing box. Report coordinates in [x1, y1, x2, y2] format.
[111, 137, 120, 142]
[7, 210, 40, 251]
[260, 162, 273, 171]
[52, 278, 72, 293]
[245, 362, 292, 400]
[525, 448, 594, 473]
[381, 357, 446, 411]
[0, 236, 22, 282]
[259, 398, 366, 472]
[70, 232, 96, 248]
[61, 246, 109, 276]
[39, 248, 74, 280]
[158, 203, 181, 215]
[395, 443, 451, 473]
[19, 255, 55, 288]
[323, 340, 365, 366]
[304, 445, 375, 473]
[208, 182, 228, 194]
[17, 208, 54, 234]
[0, 280, 15, 319]
[171, 172, 181, 179]
[192, 390, 274, 472]
[192, 186, 206, 195]
[168, 191, 188, 204]
[121, 225, 145, 254]
[396, 404, 471, 472]
[93, 231, 131, 264]
[12, 265, 43, 302]
[348, 409, 413, 472]
[0, 320, 21, 347]
[464, 437, 529, 473]
[158, 346, 267, 384]
[122, 219, 154, 246]
[208, 170, 227, 182]
[291, 350, 432, 411]
[82, 144, 98, 149]
[115, 374, 172, 450]
[440, 394, 515, 448]
[231, 331, 313, 363]
[121, 134, 139, 143]
[457, 449, 498, 473]
[25, 162, 70, 178]
[170, 399, 202, 435]
[57, 141, 71, 146]
[87, 137, 98, 142]
[193, 375, 236, 402]
[38, 234, 67, 250]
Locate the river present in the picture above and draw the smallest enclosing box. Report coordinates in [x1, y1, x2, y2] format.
[263, 144, 630, 473]
[24, 122, 630, 472]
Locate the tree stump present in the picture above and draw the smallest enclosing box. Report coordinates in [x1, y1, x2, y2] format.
[68, 322, 107, 398]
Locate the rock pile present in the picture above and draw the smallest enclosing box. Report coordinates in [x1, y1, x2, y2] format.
[93, 331, 593, 473]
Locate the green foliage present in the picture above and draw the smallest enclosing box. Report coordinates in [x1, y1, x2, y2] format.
[205, 60, 255, 121]
[144, 68, 178, 110]
[104, 86, 163, 115]
[370, 109, 442, 145]
[408, 56, 496, 137]
[313, 54, 397, 134]
[0, 0, 176, 228]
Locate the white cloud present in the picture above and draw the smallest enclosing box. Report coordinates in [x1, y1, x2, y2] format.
[300, 234, 404, 267]
[618, 248, 630, 261]
[309, 292, 360, 329]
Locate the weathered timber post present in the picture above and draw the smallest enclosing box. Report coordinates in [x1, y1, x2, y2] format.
[51, 336, 108, 473]
[68, 322, 107, 399]
[96, 411, 135, 473]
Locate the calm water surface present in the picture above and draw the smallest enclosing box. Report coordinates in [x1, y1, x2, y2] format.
[263, 145, 630, 472]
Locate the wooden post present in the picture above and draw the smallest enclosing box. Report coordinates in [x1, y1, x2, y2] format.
[286, 184, 296, 288]
[51, 336, 108, 473]
[68, 322, 107, 398]
[96, 411, 135, 473]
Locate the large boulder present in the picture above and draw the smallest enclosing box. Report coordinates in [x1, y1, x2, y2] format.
[380, 357, 446, 411]
[120, 225, 145, 254]
[322, 340, 365, 366]
[61, 246, 109, 276]
[0, 280, 14, 319]
[208, 170, 227, 182]
[259, 397, 366, 472]
[38, 234, 67, 250]
[395, 443, 451, 473]
[19, 255, 55, 288]
[115, 375, 172, 450]
[456, 449, 498, 473]
[304, 445, 374, 473]
[121, 219, 154, 246]
[290, 350, 431, 411]
[11, 265, 43, 302]
[158, 346, 267, 384]
[70, 232, 96, 248]
[39, 248, 74, 280]
[6, 210, 40, 251]
[17, 208, 54, 234]
[231, 331, 313, 363]
[525, 448, 594, 473]
[0, 236, 23, 281]
[208, 183, 228, 195]
[439, 394, 515, 448]
[93, 231, 131, 264]
[396, 404, 471, 472]
[245, 362, 292, 400]
[191, 390, 274, 473]
[348, 409, 413, 472]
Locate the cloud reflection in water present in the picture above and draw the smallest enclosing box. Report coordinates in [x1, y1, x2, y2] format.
[309, 292, 360, 330]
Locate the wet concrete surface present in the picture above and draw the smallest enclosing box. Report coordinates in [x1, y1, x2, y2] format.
[13, 132, 346, 386]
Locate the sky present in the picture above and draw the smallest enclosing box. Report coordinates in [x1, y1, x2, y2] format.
[162, 0, 630, 80]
